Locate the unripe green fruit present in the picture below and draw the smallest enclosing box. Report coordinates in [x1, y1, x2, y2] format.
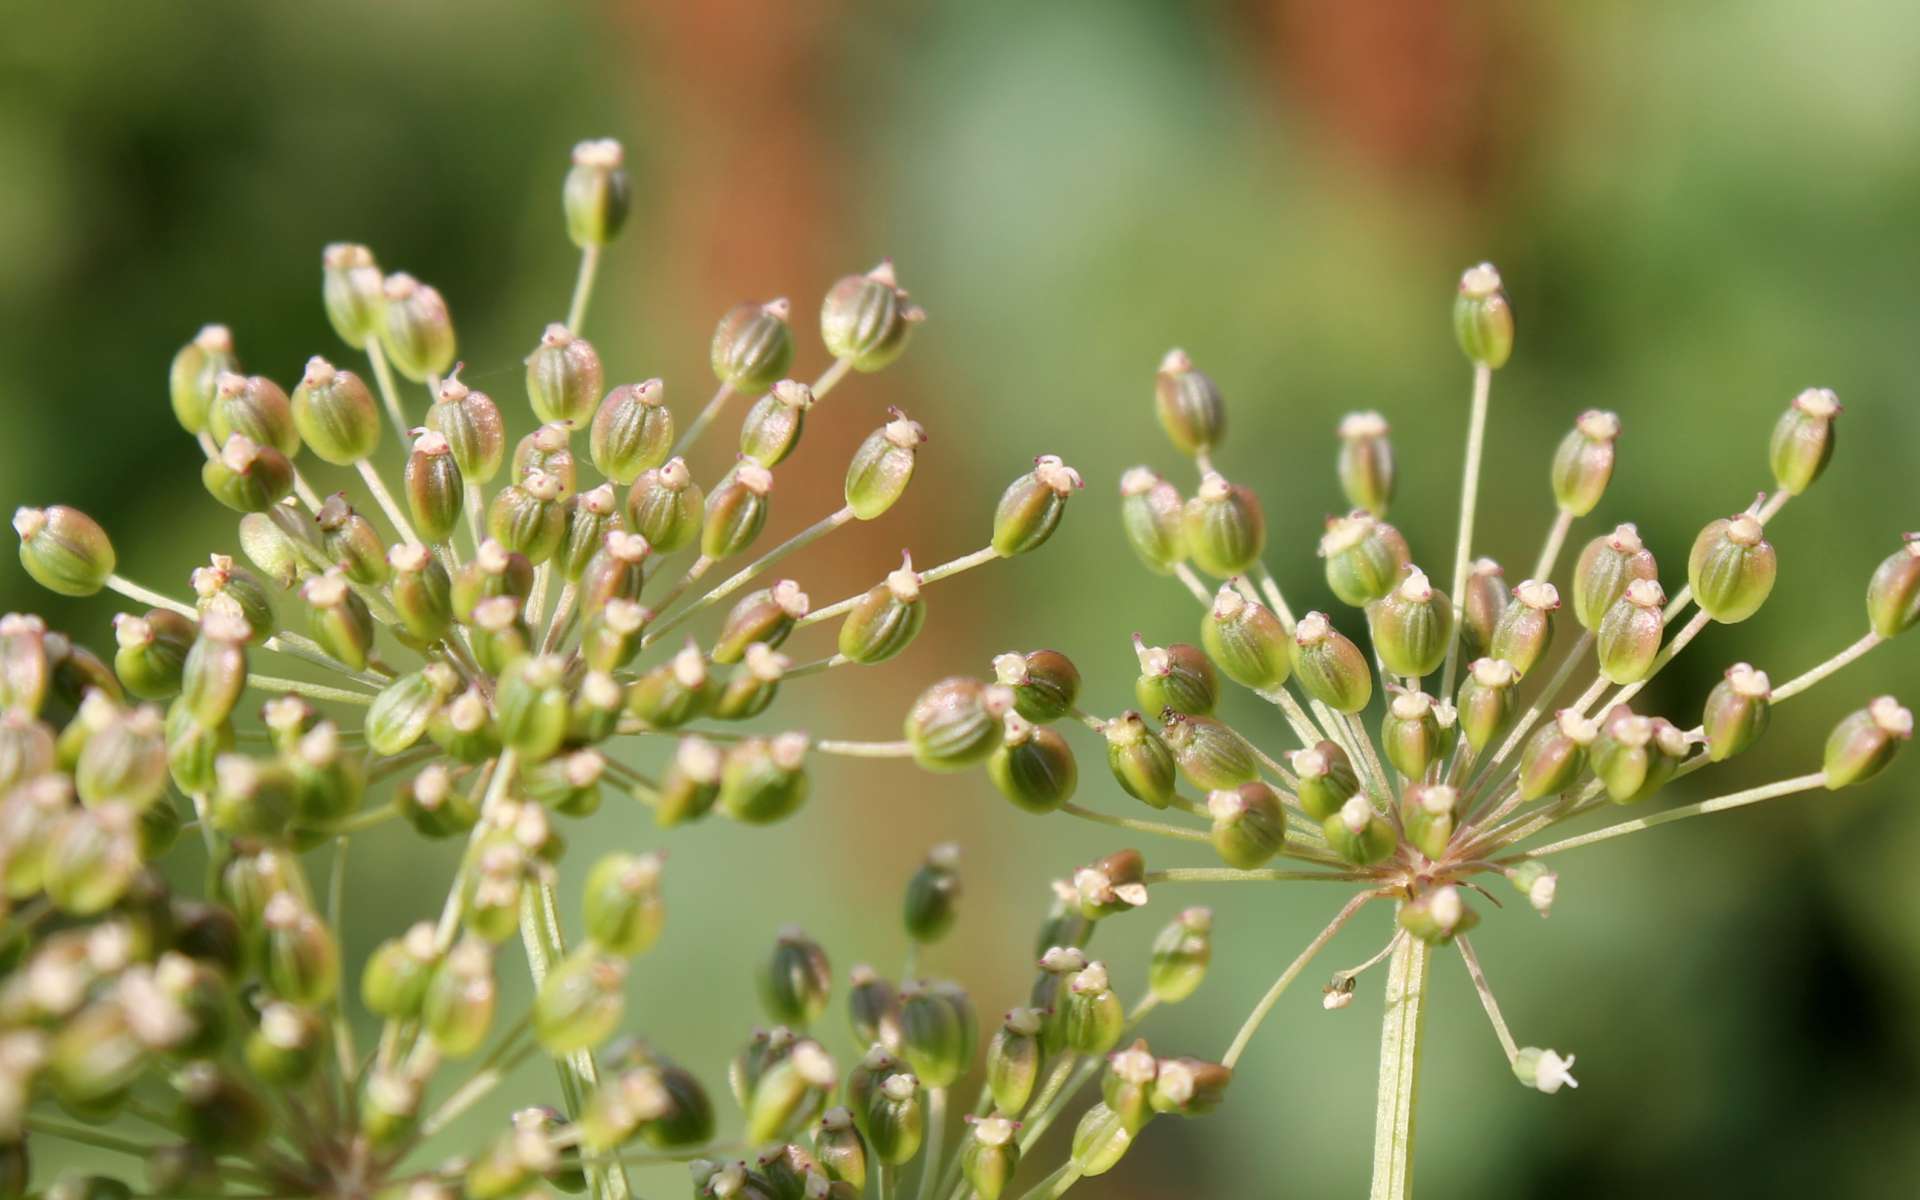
[711, 298, 794, 392]
[1368, 567, 1453, 679]
[1207, 782, 1286, 868]
[845, 410, 925, 520]
[1152, 348, 1225, 456]
[821, 261, 924, 372]
[991, 648, 1081, 723]
[1823, 696, 1911, 788]
[1119, 467, 1185, 573]
[292, 356, 381, 464]
[1769, 387, 1839, 496]
[1701, 663, 1771, 762]
[380, 273, 456, 383]
[1321, 512, 1408, 607]
[1337, 411, 1394, 517]
[992, 456, 1081, 557]
[1688, 512, 1777, 624]
[989, 716, 1077, 814]
[1289, 611, 1372, 713]
[1101, 710, 1175, 809]
[1181, 473, 1264, 578]
[591, 379, 673, 485]
[1453, 262, 1514, 368]
[564, 138, 631, 248]
[1200, 585, 1290, 690]
[15, 505, 116, 597]
[1549, 410, 1619, 516]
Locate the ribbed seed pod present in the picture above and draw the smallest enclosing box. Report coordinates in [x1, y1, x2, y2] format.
[526, 325, 603, 430]
[1516, 710, 1596, 801]
[985, 1008, 1043, 1114]
[899, 981, 977, 1087]
[1823, 696, 1911, 788]
[379, 273, 456, 383]
[382, 546, 449, 644]
[1101, 1041, 1158, 1133]
[1324, 794, 1397, 865]
[428, 376, 507, 484]
[1573, 524, 1658, 632]
[397, 762, 479, 837]
[569, 670, 625, 745]
[1702, 663, 1771, 762]
[1072, 850, 1150, 921]
[858, 1069, 925, 1166]
[488, 471, 567, 565]
[904, 678, 1010, 771]
[1152, 348, 1224, 457]
[1457, 557, 1509, 661]
[1549, 410, 1619, 516]
[988, 714, 1077, 814]
[246, 1001, 324, 1086]
[1133, 637, 1217, 715]
[1400, 783, 1458, 860]
[845, 409, 925, 520]
[563, 138, 630, 247]
[1119, 467, 1186, 573]
[1867, 533, 1920, 637]
[1688, 512, 1776, 623]
[321, 244, 382, 350]
[496, 655, 571, 762]
[423, 937, 496, 1057]
[467, 596, 531, 676]
[170, 324, 238, 434]
[1289, 611, 1373, 713]
[902, 843, 962, 944]
[1769, 387, 1840, 496]
[813, 1107, 869, 1190]
[1489, 580, 1558, 676]
[1369, 567, 1454, 679]
[189, 556, 273, 643]
[709, 580, 805, 665]
[847, 963, 903, 1052]
[1590, 706, 1688, 804]
[366, 663, 460, 756]
[1380, 690, 1446, 780]
[302, 571, 375, 671]
[1398, 885, 1479, 946]
[992, 456, 1082, 557]
[13, 505, 115, 598]
[208, 753, 299, 836]
[291, 357, 380, 465]
[74, 707, 167, 811]
[556, 484, 621, 582]
[236, 509, 307, 588]
[453, 540, 535, 623]
[316, 495, 389, 587]
[716, 732, 810, 824]
[1596, 578, 1665, 684]
[959, 1116, 1020, 1200]
[1337, 411, 1395, 517]
[1321, 512, 1410, 606]
[1181, 473, 1264, 578]
[1060, 962, 1125, 1055]
[1148, 906, 1212, 1004]
[590, 379, 672, 485]
[1068, 1102, 1133, 1177]
[991, 649, 1080, 723]
[1160, 712, 1255, 791]
[208, 372, 299, 458]
[625, 644, 713, 729]
[625, 456, 702, 552]
[179, 609, 250, 725]
[533, 948, 627, 1054]
[201, 436, 294, 513]
[1453, 262, 1514, 368]
[373, 938, 446, 1035]
[761, 928, 833, 1027]
[165, 699, 233, 796]
[740, 380, 813, 469]
[1456, 658, 1519, 751]
[1291, 741, 1359, 821]
[654, 736, 723, 827]
[1150, 1057, 1231, 1118]
[1207, 782, 1286, 868]
[840, 559, 924, 664]
[710, 298, 794, 393]
[1504, 860, 1558, 916]
[702, 464, 773, 560]
[1101, 710, 1175, 809]
[1200, 585, 1290, 690]
[111, 610, 195, 701]
[711, 644, 787, 721]
[404, 431, 464, 544]
[516, 422, 581, 496]
[821, 261, 925, 373]
[260, 893, 340, 1004]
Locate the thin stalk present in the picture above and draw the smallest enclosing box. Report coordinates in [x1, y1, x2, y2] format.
[23, 1116, 155, 1158]
[290, 468, 325, 513]
[814, 738, 913, 758]
[1171, 562, 1214, 605]
[672, 382, 737, 458]
[1476, 631, 1593, 780]
[364, 339, 411, 446]
[356, 459, 423, 548]
[644, 506, 854, 645]
[782, 654, 847, 680]
[1147, 866, 1367, 884]
[1059, 801, 1209, 844]
[1251, 562, 1298, 630]
[1605, 609, 1711, 711]
[915, 1087, 948, 1200]
[463, 481, 487, 552]
[811, 355, 856, 400]
[1013, 1166, 1078, 1200]
[106, 575, 198, 620]
[566, 244, 602, 334]
[246, 675, 376, 706]
[920, 545, 1001, 585]
[1513, 772, 1827, 858]
[1532, 509, 1574, 583]
[1014, 1057, 1081, 1155]
[1772, 631, 1883, 701]
[326, 836, 358, 1087]
[1369, 930, 1430, 1200]
[1454, 935, 1517, 1062]
[1440, 362, 1493, 701]
[1223, 890, 1373, 1067]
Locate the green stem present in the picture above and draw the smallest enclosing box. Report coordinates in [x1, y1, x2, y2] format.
[1511, 771, 1827, 859]
[1223, 890, 1373, 1067]
[643, 505, 854, 646]
[1532, 509, 1574, 583]
[915, 1087, 948, 1200]
[1369, 931, 1430, 1200]
[567, 244, 602, 334]
[106, 575, 198, 620]
[1147, 866, 1367, 884]
[246, 675, 376, 706]
[1439, 362, 1492, 701]
[672, 382, 736, 458]
[364, 339, 411, 447]
[356, 459, 423, 549]
[1771, 631, 1883, 701]
[1059, 802, 1209, 844]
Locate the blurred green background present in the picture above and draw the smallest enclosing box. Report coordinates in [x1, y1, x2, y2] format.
[6, 0, 1920, 1195]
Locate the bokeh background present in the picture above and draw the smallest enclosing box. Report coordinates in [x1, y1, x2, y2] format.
[6, 0, 1920, 1195]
